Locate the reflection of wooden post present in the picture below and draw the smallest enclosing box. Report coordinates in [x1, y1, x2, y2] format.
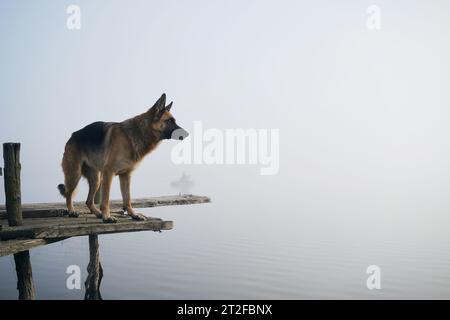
[14, 251, 36, 300]
[84, 234, 103, 300]
[3, 143, 23, 226]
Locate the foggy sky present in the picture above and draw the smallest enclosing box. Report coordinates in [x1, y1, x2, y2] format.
[1, 0, 450, 236]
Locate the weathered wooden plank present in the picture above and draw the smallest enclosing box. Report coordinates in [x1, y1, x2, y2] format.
[36, 220, 173, 238]
[0, 218, 173, 240]
[0, 211, 130, 229]
[0, 208, 129, 220]
[0, 211, 160, 238]
[0, 238, 66, 257]
[0, 194, 210, 219]
[0, 228, 35, 240]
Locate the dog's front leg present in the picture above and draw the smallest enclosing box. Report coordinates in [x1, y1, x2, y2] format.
[100, 171, 117, 223]
[119, 172, 147, 221]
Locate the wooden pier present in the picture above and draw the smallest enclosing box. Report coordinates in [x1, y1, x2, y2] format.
[0, 194, 209, 257]
[0, 142, 210, 299]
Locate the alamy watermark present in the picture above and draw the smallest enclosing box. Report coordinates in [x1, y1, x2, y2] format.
[366, 5, 382, 30]
[66, 264, 81, 290]
[171, 121, 280, 176]
[66, 5, 81, 30]
[366, 265, 381, 290]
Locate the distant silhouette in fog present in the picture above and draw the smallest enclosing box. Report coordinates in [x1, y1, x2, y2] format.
[170, 172, 194, 195]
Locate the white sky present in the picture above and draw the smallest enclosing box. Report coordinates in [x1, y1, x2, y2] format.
[1, 1, 450, 233]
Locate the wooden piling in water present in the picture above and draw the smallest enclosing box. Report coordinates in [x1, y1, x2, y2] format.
[3, 143, 36, 300]
[14, 250, 36, 300]
[85, 234, 103, 300]
[3, 143, 23, 227]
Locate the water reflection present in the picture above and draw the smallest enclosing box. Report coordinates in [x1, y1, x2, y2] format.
[84, 235, 103, 300]
[13, 250, 36, 300]
[12, 235, 104, 300]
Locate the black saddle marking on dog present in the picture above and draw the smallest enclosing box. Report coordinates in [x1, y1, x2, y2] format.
[69, 121, 116, 151]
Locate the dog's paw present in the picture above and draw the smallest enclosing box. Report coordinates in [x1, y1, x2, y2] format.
[102, 216, 118, 223]
[130, 213, 147, 221]
[94, 213, 103, 219]
[66, 211, 80, 218]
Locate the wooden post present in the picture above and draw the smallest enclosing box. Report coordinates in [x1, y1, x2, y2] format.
[84, 234, 103, 300]
[13, 250, 36, 300]
[3, 143, 23, 226]
[0, 166, 2, 230]
[3, 143, 36, 299]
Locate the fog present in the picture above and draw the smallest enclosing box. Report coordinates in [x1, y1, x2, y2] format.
[1, 1, 450, 293]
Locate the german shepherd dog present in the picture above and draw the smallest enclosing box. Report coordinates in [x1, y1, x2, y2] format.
[57, 94, 188, 223]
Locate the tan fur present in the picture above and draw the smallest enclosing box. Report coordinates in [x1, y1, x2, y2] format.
[60, 94, 183, 223]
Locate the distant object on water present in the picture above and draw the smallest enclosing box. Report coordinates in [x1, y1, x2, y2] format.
[170, 172, 194, 195]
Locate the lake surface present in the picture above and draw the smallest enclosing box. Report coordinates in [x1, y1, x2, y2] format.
[2, 175, 450, 299]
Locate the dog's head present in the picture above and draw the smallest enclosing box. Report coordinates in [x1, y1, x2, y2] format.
[147, 93, 189, 141]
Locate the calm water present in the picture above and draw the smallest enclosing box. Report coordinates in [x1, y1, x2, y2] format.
[2, 177, 450, 299]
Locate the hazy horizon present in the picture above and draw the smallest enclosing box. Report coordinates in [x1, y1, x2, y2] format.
[1, 0, 450, 299]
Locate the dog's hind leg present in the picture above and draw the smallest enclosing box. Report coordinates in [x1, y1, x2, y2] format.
[61, 144, 82, 217]
[82, 163, 102, 218]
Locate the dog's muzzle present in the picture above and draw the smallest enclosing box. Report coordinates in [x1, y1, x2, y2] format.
[171, 127, 189, 141]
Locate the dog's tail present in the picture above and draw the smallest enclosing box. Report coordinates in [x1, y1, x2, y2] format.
[58, 184, 67, 198]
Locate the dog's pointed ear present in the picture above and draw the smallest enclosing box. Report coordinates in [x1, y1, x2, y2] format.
[165, 101, 173, 112]
[159, 93, 166, 108]
[149, 93, 166, 114]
